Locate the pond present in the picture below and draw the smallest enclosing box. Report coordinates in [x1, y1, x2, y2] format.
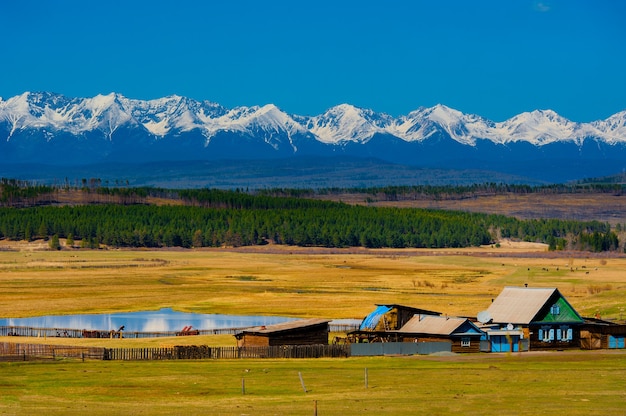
[0, 308, 296, 333]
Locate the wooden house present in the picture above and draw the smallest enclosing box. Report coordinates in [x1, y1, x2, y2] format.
[234, 318, 330, 347]
[349, 304, 441, 343]
[481, 286, 584, 351]
[395, 315, 484, 353]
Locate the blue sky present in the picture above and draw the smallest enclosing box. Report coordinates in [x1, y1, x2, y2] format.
[1, 0, 624, 122]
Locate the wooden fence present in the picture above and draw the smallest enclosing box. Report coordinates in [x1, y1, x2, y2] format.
[104, 344, 350, 360]
[0, 342, 350, 361]
[0, 324, 358, 339]
[0, 325, 250, 338]
[0, 342, 105, 361]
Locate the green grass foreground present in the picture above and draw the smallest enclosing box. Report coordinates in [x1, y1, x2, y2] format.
[1, 351, 625, 415]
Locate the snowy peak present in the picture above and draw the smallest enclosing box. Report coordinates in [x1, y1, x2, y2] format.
[122, 95, 230, 137]
[592, 110, 626, 143]
[392, 105, 492, 145]
[76, 93, 135, 138]
[494, 109, 578, 145]
[212, 104, 308, 150]
[421, 104, 483, 145]
[0, 91, 136, 139]
[247, 104, 307, 137]
[306, 104, 394, 144]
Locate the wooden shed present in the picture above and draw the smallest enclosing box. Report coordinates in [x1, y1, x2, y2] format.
[580, 317, 626, 350]
[234, 318, 330, 347]
[395, 315, 484, 353]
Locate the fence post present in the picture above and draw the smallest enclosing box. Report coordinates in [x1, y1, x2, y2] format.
[298, 372, 307, 393]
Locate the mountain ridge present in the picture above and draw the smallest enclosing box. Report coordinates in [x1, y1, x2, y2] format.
[2, 91, 625, 146]
[2, 92, 626, 185]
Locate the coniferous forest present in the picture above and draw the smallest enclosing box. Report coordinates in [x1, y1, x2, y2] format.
[0, 180, 621, 252]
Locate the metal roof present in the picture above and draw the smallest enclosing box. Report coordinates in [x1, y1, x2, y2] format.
[239, 318, 330, 335]
[374, 304, 442, 316]
[397, 315, 479, 336]
[359, 304, 442, 331]
[486, 286, 558, 325]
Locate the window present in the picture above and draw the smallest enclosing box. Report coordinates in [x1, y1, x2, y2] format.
[558, 326, 572, 341]
[540, 326, 554, 342]
[550, 304, 560, 315]
[461, 337, 471, 347]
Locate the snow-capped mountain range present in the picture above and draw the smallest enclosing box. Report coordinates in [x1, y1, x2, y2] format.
[1, 92, 626, 183]
[3, 91, 625, 146]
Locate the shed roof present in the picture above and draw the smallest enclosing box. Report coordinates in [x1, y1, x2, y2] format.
[375, 304, 442, 315]
[397, 315, 482, 336]
[359, 304, 441, 331]
[485, 286, 560, 325]
[238, 318, 330, 335]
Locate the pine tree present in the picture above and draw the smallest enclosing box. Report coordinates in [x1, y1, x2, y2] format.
[49, 234, 61, 250]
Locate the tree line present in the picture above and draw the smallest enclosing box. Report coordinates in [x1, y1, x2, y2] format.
[257, 182, 626, 201]
[3, 179, 626, 207]
[0, 178, 56, 206]
[0, 195, 619, 252]
[5, 178, 626, 206]
[0, 180, 621, 252]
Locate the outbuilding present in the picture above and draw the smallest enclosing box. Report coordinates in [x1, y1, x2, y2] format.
[234, 318, 330, 347]
[580, 317, 626, 350]
[395, 314, 484, 353]
[349, 304, 441, 343]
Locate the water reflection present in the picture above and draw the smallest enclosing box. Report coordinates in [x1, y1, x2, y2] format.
[0, 308, 296, 332]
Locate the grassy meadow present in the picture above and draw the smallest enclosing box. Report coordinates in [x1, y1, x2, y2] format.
[1, 243, 625, 415]
[2, 351, 626, 415]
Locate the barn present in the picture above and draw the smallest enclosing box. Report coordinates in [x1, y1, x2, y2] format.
[234, 318, 330, 347]
[480, 286, 584, 352]
[349, 304, 441, 343]
[395, 315, 484, 353]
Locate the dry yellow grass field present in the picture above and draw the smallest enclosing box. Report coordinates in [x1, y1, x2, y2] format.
[0, 240, 625, 349]
[0, 240, 624, 321]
